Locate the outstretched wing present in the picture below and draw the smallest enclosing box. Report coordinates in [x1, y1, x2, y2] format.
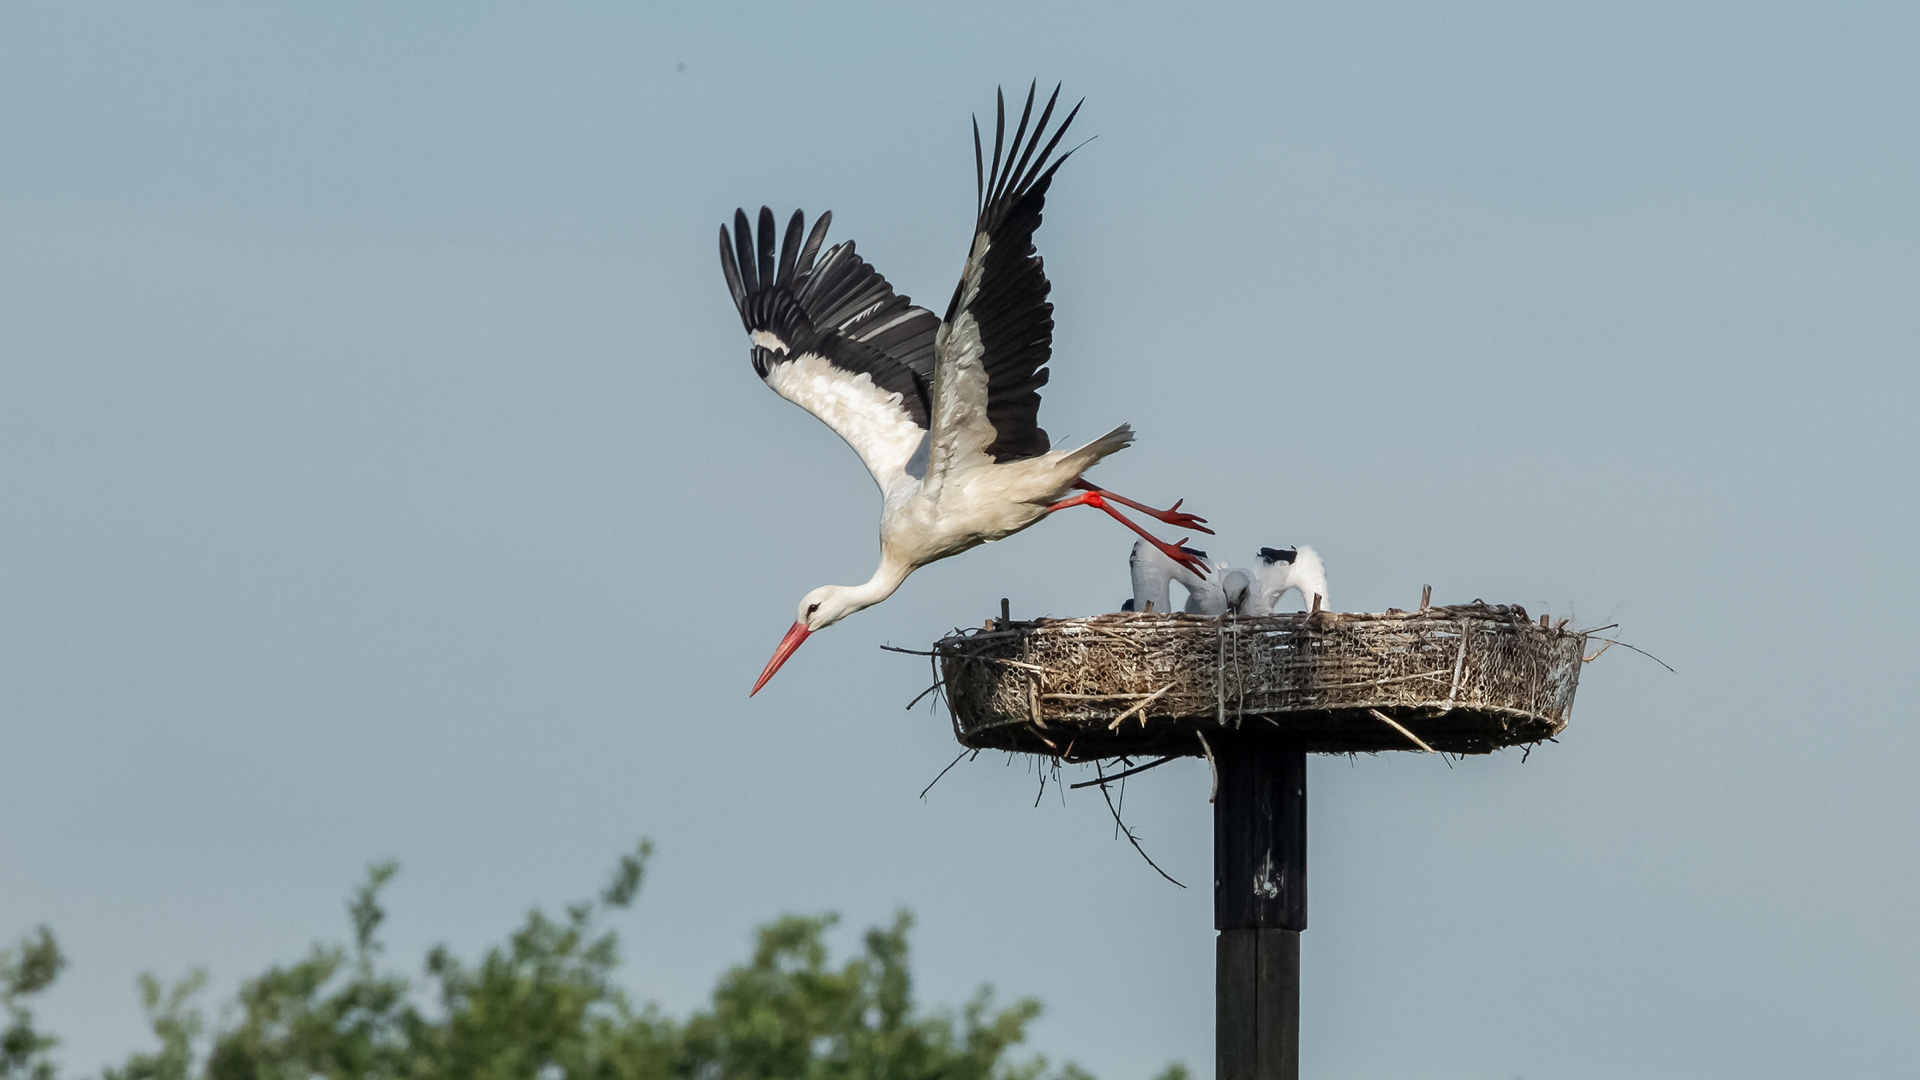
[926, 82, 1082, 488]
[719, 206, 942, 488]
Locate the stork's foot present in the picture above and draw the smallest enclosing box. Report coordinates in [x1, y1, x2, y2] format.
[1155, 535, 1210, 578]
[1145, 498, 1212, 534]
[1048, 490, 1210, 578]
[1071, 481, 1214, 535]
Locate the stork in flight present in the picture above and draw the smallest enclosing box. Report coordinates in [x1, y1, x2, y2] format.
[720, 84, 1211, 695]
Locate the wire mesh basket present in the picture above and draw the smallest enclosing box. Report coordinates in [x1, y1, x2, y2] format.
[933, 604, 1585, 758]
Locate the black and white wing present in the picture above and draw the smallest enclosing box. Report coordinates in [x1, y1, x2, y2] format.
[926, 83, 1082, 487]
[719, 206, 941, 488]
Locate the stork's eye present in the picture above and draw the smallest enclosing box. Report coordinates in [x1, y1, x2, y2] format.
[806, 603, 821, 616]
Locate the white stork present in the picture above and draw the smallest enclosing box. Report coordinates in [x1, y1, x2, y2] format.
[720, 84, 1211, 695]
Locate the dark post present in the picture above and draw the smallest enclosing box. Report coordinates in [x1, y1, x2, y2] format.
[1214, 731, 1307, 1080]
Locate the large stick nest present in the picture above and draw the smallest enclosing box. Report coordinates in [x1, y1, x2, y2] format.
[933, 604, 1586, 758]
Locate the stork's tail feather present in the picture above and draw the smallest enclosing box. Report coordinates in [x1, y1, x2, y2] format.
[1065, 423, 1134, 473]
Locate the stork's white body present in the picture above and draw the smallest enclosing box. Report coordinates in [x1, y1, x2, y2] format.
[817, 416, 1136, 614]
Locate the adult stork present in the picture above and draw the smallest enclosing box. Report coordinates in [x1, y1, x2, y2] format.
[720, 84, 1210, 695]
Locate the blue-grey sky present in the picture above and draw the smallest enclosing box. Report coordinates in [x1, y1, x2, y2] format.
[3, 3, 1916, 1078]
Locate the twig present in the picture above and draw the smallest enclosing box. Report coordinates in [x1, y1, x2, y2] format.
[1069, 755, 1177, 789]
[1587, 635, 1675, 672]
[880, 645, 936, 656]
[1107, 682, 1176, 731]
[941, 627, 1028, 643]
[1367, 708, 1436, 754]
[1195, 729, 1219, 804]
[1582, 639, 1616, 663]
[904, 682, 942, 711]
[919, 750, 970, 800]
[1095, 760, 1186, 888]
[973, 655, 1052, 673]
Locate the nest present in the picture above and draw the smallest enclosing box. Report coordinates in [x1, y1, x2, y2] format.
[933, 604, 1586, 758]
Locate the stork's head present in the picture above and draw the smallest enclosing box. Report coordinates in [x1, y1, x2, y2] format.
[1221, 568, 1256, 615]
[749, 585, 877, 696]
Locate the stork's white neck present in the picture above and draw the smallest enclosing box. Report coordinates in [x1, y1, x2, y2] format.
[850, 556, 913, 610]
[813, 553, 914, 628]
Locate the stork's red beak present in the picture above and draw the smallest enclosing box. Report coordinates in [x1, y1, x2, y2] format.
[750, 621, 812, 696]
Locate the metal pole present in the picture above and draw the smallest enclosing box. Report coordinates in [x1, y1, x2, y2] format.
[1214, 731, 1306, 1080]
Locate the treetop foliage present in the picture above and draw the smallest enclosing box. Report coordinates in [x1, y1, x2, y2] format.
[2, 842, 1186, 1080]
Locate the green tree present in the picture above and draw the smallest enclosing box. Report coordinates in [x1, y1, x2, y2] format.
[3, 843, 1186, 1080]
[2, 927, 65, 1080]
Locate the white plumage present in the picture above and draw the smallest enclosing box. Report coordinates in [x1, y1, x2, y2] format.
[1124, 542, 1330, 616]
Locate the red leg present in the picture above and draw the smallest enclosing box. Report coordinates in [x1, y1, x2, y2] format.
[1071, 479, 1213, 534]
[1049, 491, 1210, 578]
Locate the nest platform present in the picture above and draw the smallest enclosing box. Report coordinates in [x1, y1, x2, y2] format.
[934, 604, 1586, 758]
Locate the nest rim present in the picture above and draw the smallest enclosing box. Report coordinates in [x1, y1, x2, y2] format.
[932, 603, 1586, 759]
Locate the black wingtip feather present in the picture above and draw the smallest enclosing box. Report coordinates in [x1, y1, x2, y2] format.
[987, 89, 1006, 212]
[796, 211, 832, 278]
[775, 210, 804, 288]
[754, 207, 777, 294]
[732, 208, 757, 296]
[972, 117, 984, 219]
[718, 224, 745, 315]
